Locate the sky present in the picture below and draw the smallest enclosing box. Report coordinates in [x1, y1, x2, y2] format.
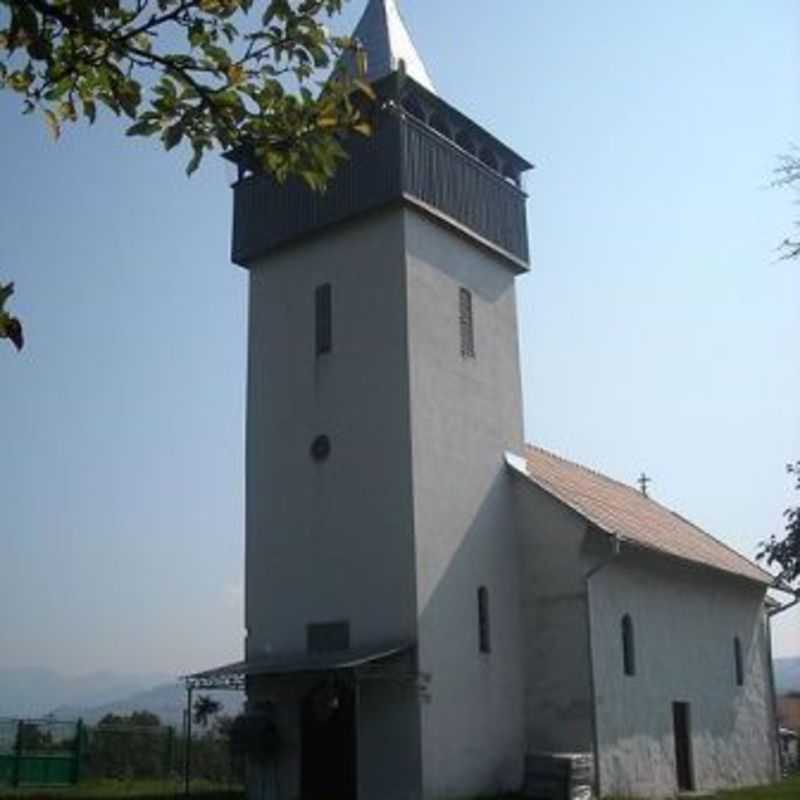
[1, 0, 798, 677]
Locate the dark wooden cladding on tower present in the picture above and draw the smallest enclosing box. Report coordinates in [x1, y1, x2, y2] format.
[400, 116, 529, 266]
[231, 115, 403, 266]
[230, 88, 531, 269]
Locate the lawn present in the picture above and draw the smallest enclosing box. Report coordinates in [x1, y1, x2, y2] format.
[601, 775, 800, 800]
[0, 775, 797, 800]
[0, 779, 243, 800]
[714, 774, 800, 799]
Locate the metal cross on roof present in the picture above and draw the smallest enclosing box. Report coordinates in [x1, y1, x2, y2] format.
[638, 472, 652, 497]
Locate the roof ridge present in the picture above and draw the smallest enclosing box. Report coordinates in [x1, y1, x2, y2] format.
[525, 442, 647, 500]
[523, 442, 773, 585]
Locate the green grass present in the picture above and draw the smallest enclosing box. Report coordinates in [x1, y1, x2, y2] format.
[1, 775, 797, 800]
[602, 774, 800, 800]
[0, 779, 243, 800]
[713, 773, 800, 799]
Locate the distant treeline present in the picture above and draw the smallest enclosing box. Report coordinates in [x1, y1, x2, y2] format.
[83, 710, 244, 784]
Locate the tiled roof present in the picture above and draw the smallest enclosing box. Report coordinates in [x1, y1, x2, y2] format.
[338, 0, 436, 93]
[508, 445, 773, 586]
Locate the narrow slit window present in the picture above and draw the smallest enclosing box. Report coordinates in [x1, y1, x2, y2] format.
[459, 288, 475, 359]
[622, 614, 636, 676]
[478, 586, 491, 654]
[734, 637, 744, 686]
[315, 283, 332, 356]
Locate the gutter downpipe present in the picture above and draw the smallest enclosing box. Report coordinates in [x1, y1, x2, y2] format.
[765, 613, 782, 778]
[766, 588, 799, 778]
[584, 531, 623, 800]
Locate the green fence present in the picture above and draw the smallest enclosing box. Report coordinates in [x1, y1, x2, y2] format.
[0, 716, 243, 789]
[0, 718, 82, 788]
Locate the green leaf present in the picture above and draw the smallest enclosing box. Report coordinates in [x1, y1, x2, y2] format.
[186, 146, 203, 176]
[0, 284, 23, 351]
[353, 78, 376, 101]
[0, 282, 13, 311]
[0, 312, 24, 351]
[82, 99, 96, 124]
[163, 122, 184, 151]
[126, 120, 160, 137]
[44, 109, 60, 140]
[15, 5, 38, 39]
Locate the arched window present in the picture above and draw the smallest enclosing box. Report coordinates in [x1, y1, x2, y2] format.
[734, 637, 744, 686]
[622, 614, 636, 676]
[429, 112, 452, 140]
[477, 586, 491, 654]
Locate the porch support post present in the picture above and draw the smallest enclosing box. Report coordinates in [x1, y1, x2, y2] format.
[184, 683, 193, 797]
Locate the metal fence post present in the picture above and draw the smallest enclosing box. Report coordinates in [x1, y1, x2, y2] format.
[12, 720, 22, 788]
[184, 684, 193, 797]
[164, 725, 174, 777]
[73, 719, 84, 785]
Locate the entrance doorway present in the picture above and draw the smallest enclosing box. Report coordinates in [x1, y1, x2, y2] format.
[672, 702, 694, 793]
[301, 681, 357, 800]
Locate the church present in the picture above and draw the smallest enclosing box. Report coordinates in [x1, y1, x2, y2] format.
[189, 1, 781, 797]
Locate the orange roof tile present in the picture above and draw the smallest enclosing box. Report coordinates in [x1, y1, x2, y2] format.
[512, 445, 773, 586]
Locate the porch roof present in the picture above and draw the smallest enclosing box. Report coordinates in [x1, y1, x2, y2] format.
[184, 643, 413, 691]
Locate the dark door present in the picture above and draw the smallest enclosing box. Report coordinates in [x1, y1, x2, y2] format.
[301, 682, 357, 800]
[673, 702, 694, 792]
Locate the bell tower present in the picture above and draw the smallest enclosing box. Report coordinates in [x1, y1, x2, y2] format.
[229, 2, 533, 798]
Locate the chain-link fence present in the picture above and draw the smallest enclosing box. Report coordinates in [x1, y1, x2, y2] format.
[0, 715, 243, 788]
[85, 725, 242, 785]
[0, 717, 81, 787]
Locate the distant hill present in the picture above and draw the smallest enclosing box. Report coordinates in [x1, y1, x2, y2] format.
[0, 668, 172, 719]
[775, 657, 800, 693]
[52, 682, 242, 729]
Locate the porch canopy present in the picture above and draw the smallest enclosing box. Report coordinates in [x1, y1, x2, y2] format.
[178, 643, 419, 794]
[183, 643, 415, 692]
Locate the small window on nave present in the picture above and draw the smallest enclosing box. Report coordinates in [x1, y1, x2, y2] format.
[622, 614, 636, 677]
[734, 636, 744, 686]
[478, 586, 491, 654]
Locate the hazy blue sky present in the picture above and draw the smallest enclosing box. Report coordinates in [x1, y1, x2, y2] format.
[1, 0, 798, 677]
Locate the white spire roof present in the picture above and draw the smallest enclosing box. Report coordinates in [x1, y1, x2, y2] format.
[340, 0, 436, 94]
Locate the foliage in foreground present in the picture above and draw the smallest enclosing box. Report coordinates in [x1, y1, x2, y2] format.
[756, 152, 799, 594]
[773, 151, 800, 261]
[0, 282, 23, 351]
[759, 461, 800, 589]
[0, 0, 375, 349]
[0, 1, 373, 182]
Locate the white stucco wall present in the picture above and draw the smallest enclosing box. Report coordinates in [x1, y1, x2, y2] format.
[245, 209, 418, 658]
[512, 479, 596, 754]
[589, 549, 778, 797]
[404, 208, 527, 798]
[245, 209, 423, 800]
